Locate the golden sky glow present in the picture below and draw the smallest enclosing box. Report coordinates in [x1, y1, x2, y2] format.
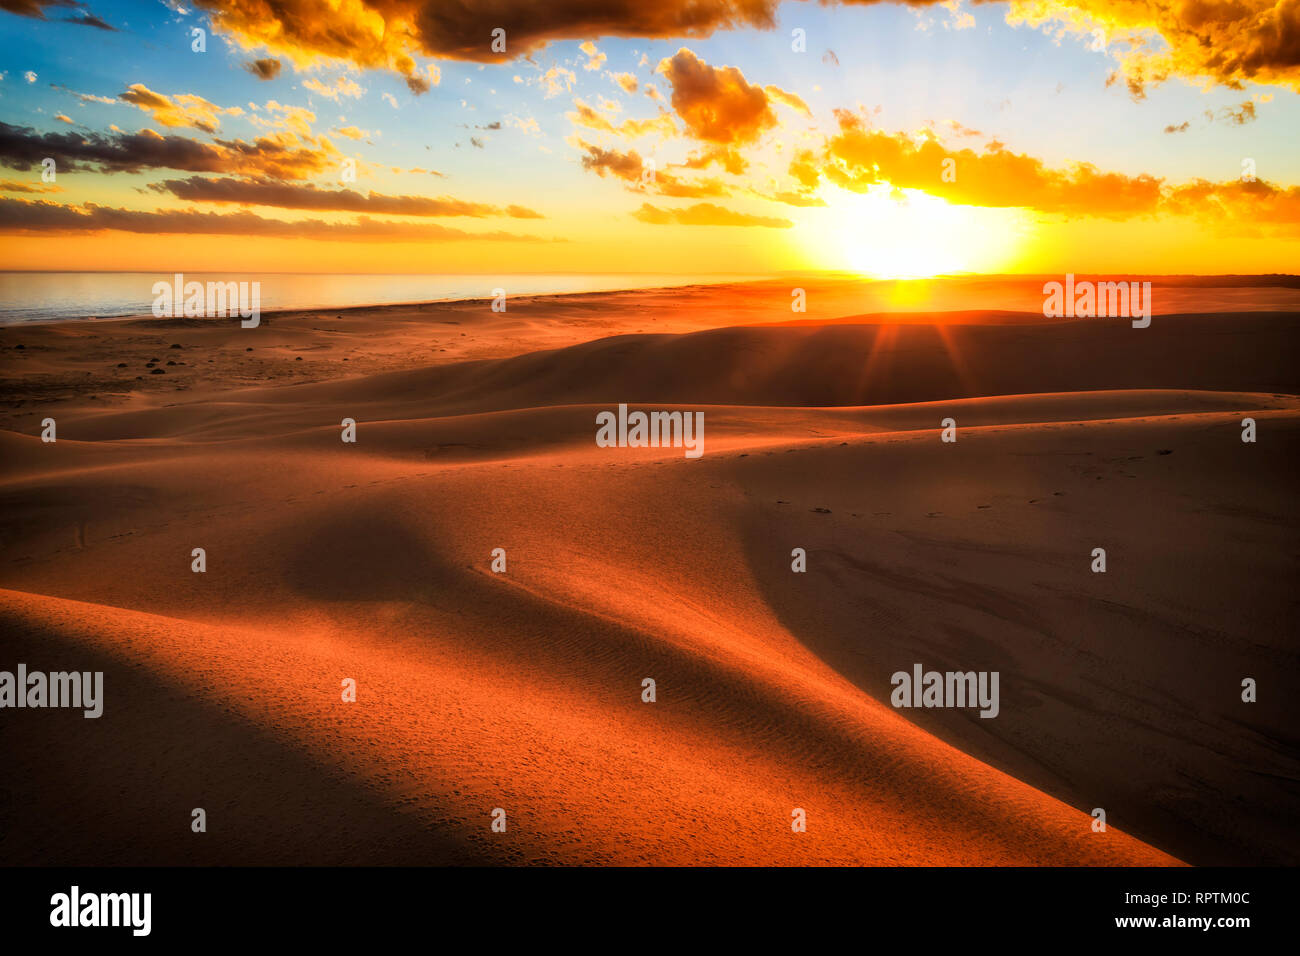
[1, 0, 1298, 275]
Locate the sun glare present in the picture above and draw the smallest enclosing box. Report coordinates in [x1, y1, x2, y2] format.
[801, 184, 1029, 279]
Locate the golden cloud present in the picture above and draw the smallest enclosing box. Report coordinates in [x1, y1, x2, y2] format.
[631, 200, 792, 227]
[656, 48, 784, 146]
[819, 108, 1163, 217]
[180, 1, 1299, 92]
[119, 84, 245, 133]
[1005, 0, 1300, 93]
[791, 108, 1298, 234]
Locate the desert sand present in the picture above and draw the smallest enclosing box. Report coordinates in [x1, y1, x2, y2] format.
[1, 275, 1297, 866]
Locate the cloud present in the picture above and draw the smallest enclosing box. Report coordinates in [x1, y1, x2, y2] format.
[1163, 178, 1300, 235]
[817, 108, 1163, 218]
[175, 1, 1299, 93]
[1, 0, 77, 17]
[760, 189, 827, 207]
[578, 141, 730, 198]
[119, 84, 245, 133]
[55, 87, 118, 105]
[1163, 121, 1190, 134]
[331, 126, 370, 140]
[187, 0, 781, 69]
[791, 107, 1299, 235]
[405, 64, 441, 94]
[1216, 101, 1258, 125]
[505, 114, 541, 135]
[302, 74, 364, 101]
[1006, 0, 1300, 93]
[568, 98, 677, 139]
[539, 65, 577, 98]
[580, 40, 607, 71]
[63, 10, 112, 29]
[150, 176, 545, 218]
[247, 100, 318, 138]
[245, 58, 282, 81]
[0, 196, 549, 240]
[0, 178, 61, 193]
[611, 72, 639, 93]
[657, 49, 804, 147]
[54, 113, 73, 124]
[764, 85, 811, 117]
[2, 0, 113, 29]
[0, 120, 335, 180]
[631, 201, 792, 227]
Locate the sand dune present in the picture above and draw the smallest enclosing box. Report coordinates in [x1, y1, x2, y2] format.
[2, 279, 1296, 865]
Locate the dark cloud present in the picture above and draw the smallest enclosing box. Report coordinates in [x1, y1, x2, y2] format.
[64, 11, 113, 29]
[2, 0, 114, 29]
[0, 121, 333, 180]
[181, 1, 1300, 92]
[245, 58, 282, 80]
[150, 176, 544, 218]
[578, 142, 730, 198]
[0, 196, 548, 240]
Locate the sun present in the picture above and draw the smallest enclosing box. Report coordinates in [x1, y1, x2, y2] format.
[797, 183, 1029, 279]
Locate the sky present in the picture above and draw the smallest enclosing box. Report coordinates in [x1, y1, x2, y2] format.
[0, 0, 1297, 276]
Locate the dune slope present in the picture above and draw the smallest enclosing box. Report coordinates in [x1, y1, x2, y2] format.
[2, 301, 1296, 866]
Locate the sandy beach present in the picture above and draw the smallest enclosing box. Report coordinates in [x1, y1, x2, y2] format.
[1, 275, 1296, 866]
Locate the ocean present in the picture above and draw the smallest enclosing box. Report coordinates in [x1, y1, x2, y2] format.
[0, 272, 758, 325]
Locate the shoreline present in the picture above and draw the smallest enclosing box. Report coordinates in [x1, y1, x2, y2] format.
[0, 273, 775, 329]
[4, 272, 1300, 330]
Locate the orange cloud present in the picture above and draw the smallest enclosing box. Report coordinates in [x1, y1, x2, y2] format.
[567, 99, 677, 139]
[631, 201, 792, 227]
[1163, 177, 1300, 235]
[657, 48, 784, 146]
[1006, 0, 1300, 93]
[818, 108, 1163, 218]
[302, 74, 365, 100]
[182, 1, 1300, 92]
[331, 125, 370, 140]
[790, 108, 1298, 235]
[118, 84, 245, 133]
